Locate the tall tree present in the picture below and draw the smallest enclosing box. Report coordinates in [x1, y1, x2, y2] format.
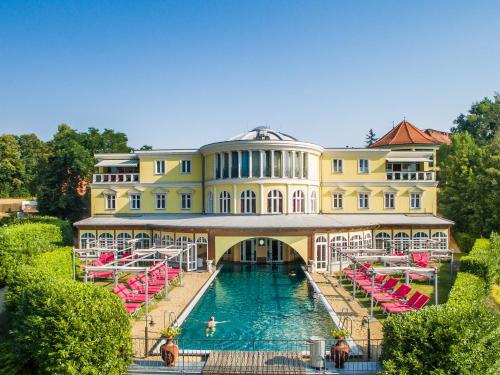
[80, 127, 132, 154]
[451, 93, 500, 145]
[15, 133, 50, 197]
[37, 125, 94, 222]
[365, 129, 378, 146]
[438, 133, 499, 237]
[0, 135, 25, 197]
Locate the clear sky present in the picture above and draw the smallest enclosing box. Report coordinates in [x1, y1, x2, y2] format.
[1, 0, 499, 149]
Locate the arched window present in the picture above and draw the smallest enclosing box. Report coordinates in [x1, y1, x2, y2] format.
[162, 234, 174, 248]
[116, 232, 132, 250]
[267, 190, 283, 213]
[80, 232, 95, 249]
[135, 232, 150, 249]
[219, 191, 231, 213]
[375, 232, 391, 249]
[394, 232, 410, 251]
[413, 232, 429, 249]
[206, 191, 214, 213]
[350, 234, 363, 249]
[176, 236, 193, 249]
[310, 191, 318, 213]
[330, 235, 348, 262]
[292, 190, 305, 213]
[432, 231, 448, 250]
[240, 190, 256, 213]
[315, 236, 328, 270]
[364, 233, 373, 248]
[98, 233, 114, 248]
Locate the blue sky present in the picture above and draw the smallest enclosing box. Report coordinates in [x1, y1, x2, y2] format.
[1, 0, 499, 148]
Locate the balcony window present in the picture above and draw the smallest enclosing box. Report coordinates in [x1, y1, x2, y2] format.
[358, 159, 369, 174]
[358, 192, 369, 209]
[231, 151, 239, 178]
[155, 193, 166, 210]
[273, 151, 282, 177]
[384, 193, 395, 209]
[105, 193, 116, 210]
[410, 192, 422, 209]
[333, 193, 343, 209]
[155, 160, 165, 174]
[181, 193, 192, 210]
[130, 193, 141, 210]
[252, 151, 261, 177]
[181, 160, 191, 174]
[241, 151, 250, 178]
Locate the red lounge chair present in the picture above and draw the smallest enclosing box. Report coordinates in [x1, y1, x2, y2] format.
[411, 253, 429, 268]
[409, 273, 429, 280]
[137, 274, 168, 286]
[380, 291, 422, 312]
[88, 259, 114, 278]
[384, 294, 430, 314]
[124, 302, 143, 314]
[373, 284, 412, 303]
[355, 274, 387, 287]
[113, 286, 148, 303]
[343, 263, 372, 276]
[361, 277, 398, 295]
[127, 278, 163, 293]
[150, 269, 180, 281]
[117, 283, 155, 300]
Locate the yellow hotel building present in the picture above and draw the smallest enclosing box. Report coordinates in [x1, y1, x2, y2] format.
[74, 121, 453, 272]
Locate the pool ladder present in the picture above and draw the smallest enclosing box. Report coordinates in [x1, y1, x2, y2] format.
[339, 308, 354, 335]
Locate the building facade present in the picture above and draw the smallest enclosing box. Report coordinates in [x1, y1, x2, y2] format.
[74, 121, 453, 271]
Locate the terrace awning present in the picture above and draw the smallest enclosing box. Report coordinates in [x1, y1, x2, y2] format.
[95, 159, 138, 168]
[385, 157, 432, 163]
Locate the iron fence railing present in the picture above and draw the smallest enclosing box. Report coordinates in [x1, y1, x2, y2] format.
[130, 337, 383, 373]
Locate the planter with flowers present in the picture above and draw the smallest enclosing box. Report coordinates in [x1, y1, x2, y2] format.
[330, 328, 350, 369]
[159, 327, 181, 367]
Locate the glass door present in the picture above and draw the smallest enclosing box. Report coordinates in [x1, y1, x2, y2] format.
[187, 244, 197, 271]
[267, 239, 283, 263]
[240, 239, 256, 262]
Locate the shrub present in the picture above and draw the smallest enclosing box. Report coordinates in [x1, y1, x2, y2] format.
[31, 246, 77, 280]
[454, 231, 477, 253]
[0, 215, 73, 245]
[382, 304, 500, 375]
[460, 237, 500, 286]
[447, 272, 488, 307]
[0, 223, 63, 283]
[5, 267, 132, 375]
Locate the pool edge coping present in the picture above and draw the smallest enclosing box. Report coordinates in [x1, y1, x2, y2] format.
[173, 265, 223, 328]
[301, 265, 362, 355]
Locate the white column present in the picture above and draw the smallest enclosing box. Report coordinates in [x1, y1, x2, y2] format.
[228, 152, 233, 178]
[233, 185, 237, 213]
[260, 184, 265, 214]
[281, 151, 285, 178]
[238, 151, 242, 178]
[291, 151, 295, 179]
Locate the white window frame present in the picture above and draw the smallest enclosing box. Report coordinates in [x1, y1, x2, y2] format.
[358, 159, 369, 174]
[180, 159, 192, 174]
[180, 193, 192, 210]
[267, 190, 283, 214]
[410, 192, 422, 209]
[310, 191, 318, 213]
[104, 193, 116, 210]
[155, 160, 165, 175]
[332, 193, 344, 209]
[154, 192, 166, 210]
[332, 159, 343, 174]
[384, 192, 395, 209]
[240, 190, 256, 214]
[219, 191, 231, 213]
[358, 192, 370, 209]
[130, 193, 141, 210]
[206, 191, 214, 213]
[292, 190, 305, 213]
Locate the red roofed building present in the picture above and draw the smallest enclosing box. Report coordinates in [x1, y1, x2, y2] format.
[369, 120, 448, 149]
[424, 129, 452, 145]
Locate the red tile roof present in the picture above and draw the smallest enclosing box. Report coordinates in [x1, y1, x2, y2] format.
[424, 129, 451, 144]
[369, 120, 442, 148]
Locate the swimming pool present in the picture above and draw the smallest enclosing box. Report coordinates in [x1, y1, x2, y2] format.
[178, 263, 336, 350]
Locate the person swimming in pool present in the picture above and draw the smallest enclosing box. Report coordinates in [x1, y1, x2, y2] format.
[204, 316, 229, 337]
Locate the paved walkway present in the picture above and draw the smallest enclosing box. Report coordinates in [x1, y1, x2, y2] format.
[131, 271, 211, 338]
[311, 273, 384, 341]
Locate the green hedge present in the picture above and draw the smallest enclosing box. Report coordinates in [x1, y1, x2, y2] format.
[0, 215, 73, 245]
[460, 236, 499, 286]
[30, 246, 77, 280]
[4, 267, 131, 375]
[454, 231, 477, 253]
[447, 272, 488, 307]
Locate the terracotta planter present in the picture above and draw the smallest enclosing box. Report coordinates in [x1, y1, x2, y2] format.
[160, 337, 179, 367]
[330, 337, 350, 369]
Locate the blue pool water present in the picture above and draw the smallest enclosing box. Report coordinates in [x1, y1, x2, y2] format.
[178, 263, 336, 350]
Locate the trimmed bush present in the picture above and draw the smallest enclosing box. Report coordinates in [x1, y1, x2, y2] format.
[382, 304, 500, 375]
[30, 246, 77, 280]
[0, 215, 73, 245]
[460, 237, 499, 286]
[454, 231, 476, 253]
[447, 272, 488, 307]
[5, 267, 132, 375]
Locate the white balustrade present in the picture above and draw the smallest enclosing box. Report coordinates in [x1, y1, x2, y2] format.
[93, 173, 139, 183]
[386, 171, 434, 181]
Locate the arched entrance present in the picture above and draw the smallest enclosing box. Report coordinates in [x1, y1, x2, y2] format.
[215, 236, 308, 265]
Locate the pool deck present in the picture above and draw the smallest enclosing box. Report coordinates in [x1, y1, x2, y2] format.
[131, 271, 212, 338]
[310, 273, 384, 341]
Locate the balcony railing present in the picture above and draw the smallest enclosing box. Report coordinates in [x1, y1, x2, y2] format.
[386, 171, 434, 181]
[93, 173, 139, 183]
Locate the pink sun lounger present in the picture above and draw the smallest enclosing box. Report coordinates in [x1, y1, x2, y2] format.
[117, 283, 155, 300]
[373, 284, 412, 304]
[355, 274, 387, 287]
[384, 293, 430, 314]
[361, 277, 398, 295]
[127, 278, 163, 293]
[380, 291, 422, 312]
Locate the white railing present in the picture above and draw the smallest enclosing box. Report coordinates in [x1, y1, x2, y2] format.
[93, 173, 139, 183]
[386, 171, 434, 181]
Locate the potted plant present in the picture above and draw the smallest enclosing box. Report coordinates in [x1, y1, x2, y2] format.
[330, 328, 350, 369]
[159, 327, 181, 367]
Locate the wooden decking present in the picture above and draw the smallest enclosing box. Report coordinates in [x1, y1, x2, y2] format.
[202, 350, 306, 374]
